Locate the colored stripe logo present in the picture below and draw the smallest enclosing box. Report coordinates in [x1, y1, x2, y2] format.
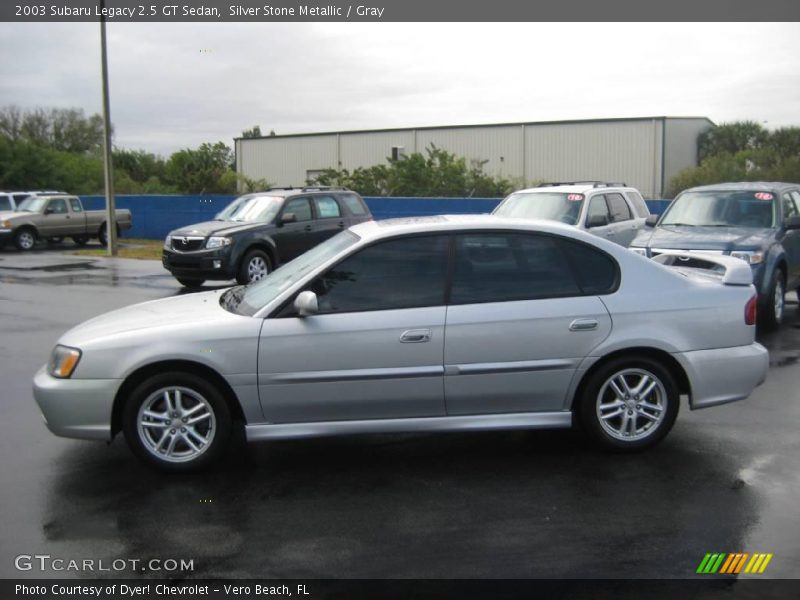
[697, 553, 773, 574]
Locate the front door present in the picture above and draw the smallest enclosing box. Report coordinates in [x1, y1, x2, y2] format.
[257, 234, 450, 423]
[272, 196, 315, 263]
[444, 232, 614, 415]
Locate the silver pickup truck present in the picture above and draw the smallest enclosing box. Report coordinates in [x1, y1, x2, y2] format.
[0, 194, 132, 250]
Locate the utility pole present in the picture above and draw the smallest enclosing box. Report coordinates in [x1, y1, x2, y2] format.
[100, 0, 117, 256]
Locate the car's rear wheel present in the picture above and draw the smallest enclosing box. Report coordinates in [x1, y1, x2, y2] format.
[123, 372, 232, 471]
[578, 357, 679, 451]
[14, 228, 36, 251]
[98, 223, 120, 246]
[237, 249, 271, 284]
[176, 277, 206, 288]
[760, 269, 785, 331]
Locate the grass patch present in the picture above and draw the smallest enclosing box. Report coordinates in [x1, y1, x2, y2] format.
[68, 238, 164, 261]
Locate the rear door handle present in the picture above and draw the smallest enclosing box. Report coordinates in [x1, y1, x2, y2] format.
[400, 329, 432, 343]
[569, 319, 598, 332]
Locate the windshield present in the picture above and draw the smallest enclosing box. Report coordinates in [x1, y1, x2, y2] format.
[17, 196, 48, 212]
[228, 230, 360, 315]
[493, 192, 583, 226]
[660, 191, 776, 228]
[216, 195, 283, 222]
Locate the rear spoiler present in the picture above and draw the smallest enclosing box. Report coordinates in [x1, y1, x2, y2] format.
[652, 251, 753, 286]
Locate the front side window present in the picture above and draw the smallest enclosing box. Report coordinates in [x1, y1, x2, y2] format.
[283, 197, 312, 222]
[310, 235, 449, 314]
[314, 196, 341, 219]
[69, 198, 82, 212]
[606, 193, 632, 222]
[47, 199, 67, 214]
[586, 195, 611, 225]
[451, 233, 582, 304]
[783, 193, 799, 221]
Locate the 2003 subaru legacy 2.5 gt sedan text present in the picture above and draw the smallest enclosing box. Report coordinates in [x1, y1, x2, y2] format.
[33, 216, 769, 470]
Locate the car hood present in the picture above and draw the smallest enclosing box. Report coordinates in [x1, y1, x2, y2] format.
[59, 290, 236, 347]
[169, 220, 272, 238]
[635, 225, 772, 251]
[0, 211, 27, 221]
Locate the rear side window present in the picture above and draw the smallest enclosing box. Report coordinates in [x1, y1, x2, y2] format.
[311, 235, 449, 313]
[451, 233, 581, 304]
[340, 193, 369, 216]
[606, 193, 632, 222]
[69, 198, 82, 212]
[0, 196, 11, 211]
[314, 196, 341, 219]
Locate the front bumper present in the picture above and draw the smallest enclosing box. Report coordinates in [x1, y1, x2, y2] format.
[162, 246, 235, 280]
[675, 343, 769, 410]
[32, 366, 120, 441]
[0, 229, 13, 244]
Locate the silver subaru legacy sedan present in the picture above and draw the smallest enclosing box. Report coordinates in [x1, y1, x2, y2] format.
[33, 215, 769, 471]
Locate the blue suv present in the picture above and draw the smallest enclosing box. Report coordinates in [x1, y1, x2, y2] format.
[630, 182, 800, 329]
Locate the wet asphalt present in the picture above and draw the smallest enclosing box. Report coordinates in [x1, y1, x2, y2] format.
[1, 242, 799, 581]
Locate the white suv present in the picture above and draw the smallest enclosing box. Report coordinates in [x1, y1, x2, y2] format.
[492, 181, 651, 247]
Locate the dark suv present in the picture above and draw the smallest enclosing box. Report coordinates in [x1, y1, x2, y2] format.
[630, 181, 800, 329]
[162, 187, 372, 287]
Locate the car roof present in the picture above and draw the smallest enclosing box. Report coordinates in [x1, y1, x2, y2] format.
[512, 183, 637, 195]
[684, 181, 800, 193]
[349, 214, 607, 246]
[248, 186, 356, 197]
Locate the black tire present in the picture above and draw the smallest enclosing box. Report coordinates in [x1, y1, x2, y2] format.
[14, 227, 37, 251]
[759, 269, 785, 331]
[236, 249, 271, 285]
[123, 372, 232, 472]
[578, 356, 679, 451]
[72, 235, 89, 246]
[46, 236, 64, 244]
[176, 277, 206, 288]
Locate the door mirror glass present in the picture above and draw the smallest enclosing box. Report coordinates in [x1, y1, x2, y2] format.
[645, 214, 659, 228]
[44, 208, 54, 215]
[280, 212, 297, 225]
[586, 213, 609, 228]
[294, 290, 319, 316]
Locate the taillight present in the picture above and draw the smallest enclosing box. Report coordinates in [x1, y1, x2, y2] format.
[745, 294, 757, 325]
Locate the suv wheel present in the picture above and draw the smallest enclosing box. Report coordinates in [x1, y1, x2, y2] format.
[14, 228, 36, 251]
[123, 372, 232, 471]
[237, 249, 271, 284]
[578, 357, 679, 451]
[760, 269, 785, 331]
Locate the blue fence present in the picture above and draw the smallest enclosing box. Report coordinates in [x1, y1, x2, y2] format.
[80, 195, 672, 240]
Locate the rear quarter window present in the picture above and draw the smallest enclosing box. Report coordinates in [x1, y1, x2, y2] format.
[558, 239, 619, 294]
[339, 193, 369, 216]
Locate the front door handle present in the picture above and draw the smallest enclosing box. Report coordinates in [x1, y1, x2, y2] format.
[303, 225, 312, 232]
[338, 221, 345, 228]
[400, 329, 432, 343]
[570, 319, 598, 332]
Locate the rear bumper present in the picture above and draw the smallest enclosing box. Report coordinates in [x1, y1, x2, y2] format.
[162, 247, 236, 280]
[675, 343, 769, 410]
[32, 366, 119, 441]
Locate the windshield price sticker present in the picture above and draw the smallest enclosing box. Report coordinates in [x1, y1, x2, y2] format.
[754, 192, 774, 200]
[567, 194, 584, 201]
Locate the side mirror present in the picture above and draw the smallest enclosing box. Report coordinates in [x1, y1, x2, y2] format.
[645, 215, 659, 228]
[786, 216, 800, 230]
[44, 208, 54, 215]
[279, 212, 297, 225]
[294, 290, 318, 317]
[586, 214, 609, 228]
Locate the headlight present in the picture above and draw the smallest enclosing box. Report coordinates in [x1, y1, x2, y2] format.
[164, 234, 172, 250]
[48, 345, 82, 379]
[630, 247, 648, 257]
[206, 236, 232, 249]
[730, 251, 764, 265]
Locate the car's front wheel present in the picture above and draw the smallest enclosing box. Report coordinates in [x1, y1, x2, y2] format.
[123, 372, 232, 471]
[14, 228, 37, 251]
[760, 269, 785, 330]
[578, 357, 679, 451]
[237, 249, 271, 284]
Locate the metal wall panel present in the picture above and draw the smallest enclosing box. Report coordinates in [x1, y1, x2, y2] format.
[338, 131, 416, 171]
[524, 119, 662, 198]
[239, 135, 338, 187]
[663, 118, 714, 197]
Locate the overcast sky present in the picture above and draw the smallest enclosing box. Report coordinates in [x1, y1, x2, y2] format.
[1, 22, 799, 156]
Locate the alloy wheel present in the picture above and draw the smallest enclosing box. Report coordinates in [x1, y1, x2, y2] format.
[595, 368, 667, 442]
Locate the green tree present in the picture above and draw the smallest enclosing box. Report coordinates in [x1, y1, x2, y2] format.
[164, 142, 236, 194]
[242, 125, 262, 138]
[698, 121, 769, 161]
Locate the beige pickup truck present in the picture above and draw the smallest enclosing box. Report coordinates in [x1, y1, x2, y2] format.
[0, 194, 132, 250]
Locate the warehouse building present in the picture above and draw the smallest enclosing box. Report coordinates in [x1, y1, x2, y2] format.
[235, 116, 713, 198]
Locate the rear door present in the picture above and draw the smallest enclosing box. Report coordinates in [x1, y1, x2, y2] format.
[443, 232, 614, 415]
[783, 191, 800, 288]
[605, 192, 639, 246]
[311, 195, 347, 245]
